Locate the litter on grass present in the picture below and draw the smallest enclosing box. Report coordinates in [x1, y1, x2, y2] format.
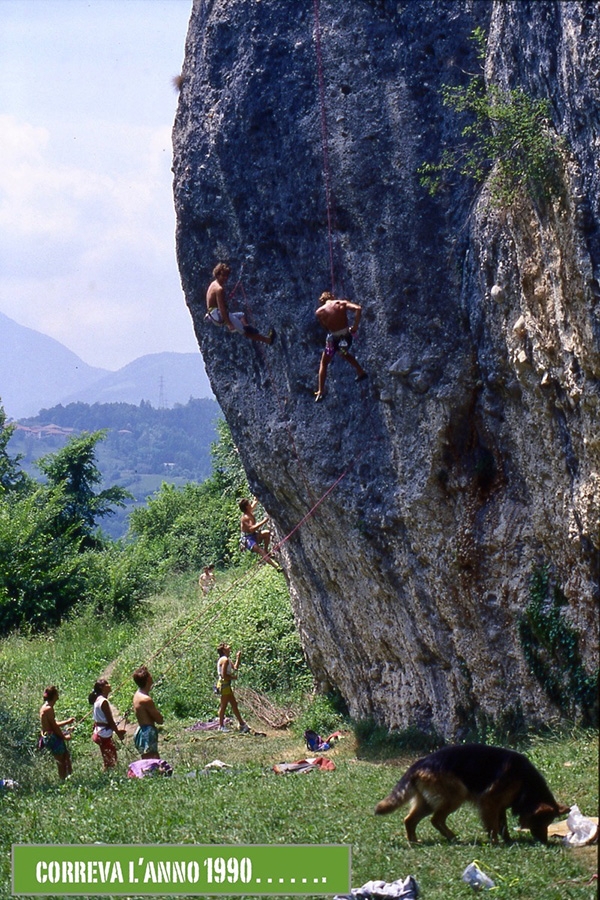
[334, 875, 419, 899]
[563, 806, 599, 846]
[0, 778, 19, 790]
[272, 757, 336, 774]
[127, 759, 173, 778]
[186, 719, 229, 732]
[462, 862, 495, 890]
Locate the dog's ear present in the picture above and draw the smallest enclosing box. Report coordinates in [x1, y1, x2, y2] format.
[523, 803, 560, 843]
[556, 804, 570, 817]
[531, 802, 559, 818]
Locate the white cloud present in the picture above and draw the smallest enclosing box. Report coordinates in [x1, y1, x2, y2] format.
[0, 1, 197, 370]
[0, 115, 197, 369]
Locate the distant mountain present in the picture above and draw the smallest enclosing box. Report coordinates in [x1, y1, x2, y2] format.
[0, 312, 213, 418]
[58, 352, 214, 409]
[0, 311, 108, 418]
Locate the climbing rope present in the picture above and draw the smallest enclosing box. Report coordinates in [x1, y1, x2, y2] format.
[63, 383, 376, 752]
[69, 3, 378, 735]
[149, 396, 378, 686]
[313, 0, 337, 294]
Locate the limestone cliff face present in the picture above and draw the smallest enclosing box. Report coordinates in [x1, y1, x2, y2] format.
[173, 0, 599, 737]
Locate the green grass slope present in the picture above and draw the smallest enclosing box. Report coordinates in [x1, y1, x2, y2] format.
[0, 571, 597, 900]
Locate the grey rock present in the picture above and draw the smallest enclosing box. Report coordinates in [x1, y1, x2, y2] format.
[173, 0, 599, 736]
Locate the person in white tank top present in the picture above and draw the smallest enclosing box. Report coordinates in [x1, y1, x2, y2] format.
[88, 679, 125, 769]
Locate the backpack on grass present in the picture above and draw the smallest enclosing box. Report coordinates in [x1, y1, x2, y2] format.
[304, 730, 330, 752]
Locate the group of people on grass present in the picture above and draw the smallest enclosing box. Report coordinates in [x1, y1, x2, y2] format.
[39, 647, 248, 780]
[39, 664, 164, 780]
[39, 500, 276, 780]
[206, 263, 367, 402]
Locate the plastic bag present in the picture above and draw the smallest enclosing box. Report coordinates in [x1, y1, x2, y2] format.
[563, 805, 598, 847]
[462, 862, 495, 891]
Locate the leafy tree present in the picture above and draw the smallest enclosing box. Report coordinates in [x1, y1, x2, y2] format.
[37, 431, 131, 547]
[0, 419, 161, 633]
[0, 487, 87, 631]
[0, 404, 29, 494]
[84, 540, 162, 620]
[418, 28, 564, 207]
[210, 418, 249, 497]
[129, 420, 251, 571]
[129, 479, 241, 572]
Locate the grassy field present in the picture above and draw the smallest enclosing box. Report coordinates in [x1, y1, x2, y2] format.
[0, 573, 597, 900]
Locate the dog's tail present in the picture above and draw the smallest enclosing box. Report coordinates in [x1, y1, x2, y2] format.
[374, 772, 414, 815]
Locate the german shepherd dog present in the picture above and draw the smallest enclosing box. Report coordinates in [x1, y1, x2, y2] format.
[375, 744, 569, 843]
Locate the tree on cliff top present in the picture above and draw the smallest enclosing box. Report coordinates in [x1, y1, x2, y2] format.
[418, 28, 564, 207]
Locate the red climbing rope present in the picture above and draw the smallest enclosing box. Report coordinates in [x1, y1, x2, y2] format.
[152, 430, 373, 690]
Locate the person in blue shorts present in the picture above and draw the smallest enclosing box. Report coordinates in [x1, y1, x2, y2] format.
[39, 686, 75, 780]
[132, 666, 164, 759]
[239, 498, 280, 570]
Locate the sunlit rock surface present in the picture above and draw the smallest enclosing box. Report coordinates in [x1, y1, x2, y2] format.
[173, 0, 599, 736]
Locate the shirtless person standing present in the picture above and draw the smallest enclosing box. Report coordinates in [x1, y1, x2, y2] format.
[315, 291, 367, 401]
[132, 666, 164, 760]
[199, 564, 216, 595]
[39, 686, 75, 780]
[206, 263, 275, 344]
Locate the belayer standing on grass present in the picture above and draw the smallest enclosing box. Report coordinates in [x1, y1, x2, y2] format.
[314, 291, 367, 402]
[132, 666, 164, 759]
[216, 643, 250, 733]
[199, 564, 216, 595]
[239, 498, 280, 570]
[88, 678, 126, 770]
[206, 263, 276, 345]
[39, 686, 74, 780]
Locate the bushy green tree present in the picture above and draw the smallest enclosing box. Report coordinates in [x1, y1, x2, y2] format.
[37, 431, 131, 548]
[0, 486, 88, 630]
[129, 480, 242, 572]
[0, 405, 30, 495]
[129, 420, 251, 572]
[0, 418, 155, 633]
[210, 418, 249, 497]
[85, 540, 162, 620]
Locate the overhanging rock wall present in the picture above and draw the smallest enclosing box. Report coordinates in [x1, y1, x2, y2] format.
[173, 0, 599, 737]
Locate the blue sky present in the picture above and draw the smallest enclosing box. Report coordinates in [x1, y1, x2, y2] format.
[0, 0, 199, 370]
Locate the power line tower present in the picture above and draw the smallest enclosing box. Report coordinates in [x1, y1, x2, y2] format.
[158, 375, 166, 409]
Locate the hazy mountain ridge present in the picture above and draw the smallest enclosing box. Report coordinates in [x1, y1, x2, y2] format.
[1, 312, 213, 418]
[58, 351, 214, 409]
[0, 312, 107, 417]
